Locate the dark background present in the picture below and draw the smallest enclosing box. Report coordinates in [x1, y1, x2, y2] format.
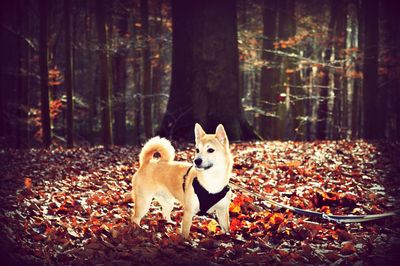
[0, 0, 399, 149]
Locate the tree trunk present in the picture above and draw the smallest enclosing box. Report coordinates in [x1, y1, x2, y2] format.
[16, 0, 29, 148]
[259, 0, 278, 139]
[114, 8, 128, 145]
[151, 0, 164, 128]
[134, 63, 142, 144]
[131, 5, 142, 145]
[85, 0, 97, 145]
[64, 0, 74, 147]
[333, 0, 346, 139]
[392, 2, 400, 140]
[351, 1, 363, 139]
[16, 0, 22, 148]
[380, 0, 398, 139]
[159, 0, 258, 140]
[141, 0, 153, 138]
[286, 0, 299, 140]
[0, 59, 3, 142]
[276, 0, 295, 140]
[362, 0, 381, 139]
[237, 0, 247, 104]
[39, 0, 51, 147]
[95, 1, 113, 148]
[316, 0, 335, 140]
[85, 1, 92, 144]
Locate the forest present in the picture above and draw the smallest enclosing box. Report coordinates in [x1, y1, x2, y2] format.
[0, 0, 400, 265]
[1, 0, 399, 147]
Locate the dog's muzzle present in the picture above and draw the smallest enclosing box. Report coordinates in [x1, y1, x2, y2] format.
[194, 158, 213, 170]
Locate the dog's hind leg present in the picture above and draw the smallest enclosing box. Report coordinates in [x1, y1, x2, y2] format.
[155, 191, 175, 223]
[131, 192, 153, 226]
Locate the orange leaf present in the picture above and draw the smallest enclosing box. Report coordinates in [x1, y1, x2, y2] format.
[286, 161, 301, 167]
[24, 177, 32, 189]
[229, 202, 241, 213]
[320, 205, 331, 214]
[207, 219, 219, 233]
[269, 213, 284, 225]
[99, 197, 108, 205]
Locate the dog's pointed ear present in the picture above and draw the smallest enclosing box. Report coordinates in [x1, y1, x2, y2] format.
[215, 124, 228, 146]
[195, 123, 206, 142]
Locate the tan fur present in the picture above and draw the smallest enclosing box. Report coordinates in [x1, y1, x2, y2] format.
[139, 136, 175, 165]
[131, 124, 233, 238]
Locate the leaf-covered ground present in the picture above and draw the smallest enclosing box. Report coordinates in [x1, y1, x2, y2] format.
[1, 140, 400, 265]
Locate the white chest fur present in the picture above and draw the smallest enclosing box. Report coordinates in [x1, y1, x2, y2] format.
[196, 166, 229, 194]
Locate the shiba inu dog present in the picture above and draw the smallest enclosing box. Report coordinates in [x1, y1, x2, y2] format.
[131, 123, 233, 238]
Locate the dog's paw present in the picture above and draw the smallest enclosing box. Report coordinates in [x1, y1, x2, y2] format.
[181, 230, 191, 239]
[130, 216, 141, 226]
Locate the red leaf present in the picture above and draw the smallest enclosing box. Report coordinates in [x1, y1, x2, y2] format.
[230, 218, 242, 231]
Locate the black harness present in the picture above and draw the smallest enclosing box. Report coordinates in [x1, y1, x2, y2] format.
[182, 166, 230, 216]
[193, 178, 230, 215]
[182, 166, 192, 192]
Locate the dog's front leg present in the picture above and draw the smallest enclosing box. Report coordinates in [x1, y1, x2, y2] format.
[216, 206, 230, 233]
[181, 209, 195, 238]
[215, 191, 231, 233]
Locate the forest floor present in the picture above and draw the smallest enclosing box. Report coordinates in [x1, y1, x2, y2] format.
[1, 140, 400, 265]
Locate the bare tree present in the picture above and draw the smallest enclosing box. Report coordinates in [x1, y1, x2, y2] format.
[362, 0, 380, 139]
[39, 0, 51, 147]
[95, 1, 113, 148]
[64, 0, 74, 147]
[141, 0, 152, 138]
[260, 0, 278, 139]
[159, 0, 258, 140]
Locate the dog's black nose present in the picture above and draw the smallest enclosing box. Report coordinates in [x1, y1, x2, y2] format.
[194, 158, 202, 166]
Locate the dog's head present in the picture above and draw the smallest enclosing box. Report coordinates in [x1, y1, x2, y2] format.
[193, 123, 231, 171]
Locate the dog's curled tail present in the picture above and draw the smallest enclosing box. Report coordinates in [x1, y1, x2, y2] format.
[139, 136, 175, 166]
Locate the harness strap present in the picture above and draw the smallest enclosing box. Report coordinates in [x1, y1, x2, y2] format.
[182, 165, 193, 192]
[193, 178, 230, 215]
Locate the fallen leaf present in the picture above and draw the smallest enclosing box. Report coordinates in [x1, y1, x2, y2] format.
[340, 241, 356, 255]
[24, 177, 32, 189]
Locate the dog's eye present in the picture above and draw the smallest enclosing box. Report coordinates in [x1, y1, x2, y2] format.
[196, 148, 199, 153]
[207, 148, 215, 153]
